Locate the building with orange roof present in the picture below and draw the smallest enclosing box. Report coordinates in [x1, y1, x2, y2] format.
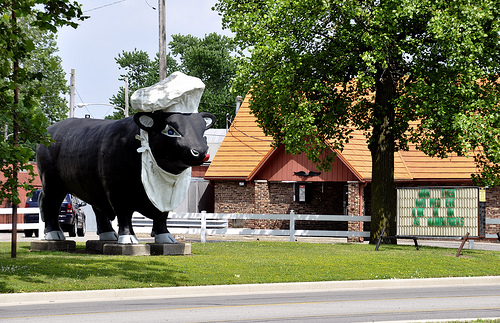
[205, 94, 500, 240]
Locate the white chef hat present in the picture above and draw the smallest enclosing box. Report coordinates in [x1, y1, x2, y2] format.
[130, 71, 205, 113]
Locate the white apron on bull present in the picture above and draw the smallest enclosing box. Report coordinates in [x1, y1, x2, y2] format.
[127, 72, 209, 244]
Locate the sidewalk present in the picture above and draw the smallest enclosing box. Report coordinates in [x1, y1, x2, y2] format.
[1, 275, 500, 306]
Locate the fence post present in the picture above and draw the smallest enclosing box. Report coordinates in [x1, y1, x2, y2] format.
[38, 208, 44, 240]
[289, 210, 295, 242]
[201, 210, 206, 243]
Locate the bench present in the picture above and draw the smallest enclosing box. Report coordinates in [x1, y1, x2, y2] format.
[375, 228, 419, 250]
[375, 228, 471, 257]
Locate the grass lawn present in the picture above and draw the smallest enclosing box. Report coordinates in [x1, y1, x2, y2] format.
[0, 241, 499, 293]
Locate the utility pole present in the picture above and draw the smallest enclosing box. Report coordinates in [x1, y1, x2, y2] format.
[70, 69, 75, 118]
[158, 0, 167, 80]
[125, 76, 129, 117]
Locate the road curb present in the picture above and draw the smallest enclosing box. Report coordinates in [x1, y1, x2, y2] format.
[1, 276, 500, 306]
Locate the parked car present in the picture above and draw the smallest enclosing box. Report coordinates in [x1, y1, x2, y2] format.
[24, 189, 86, 238]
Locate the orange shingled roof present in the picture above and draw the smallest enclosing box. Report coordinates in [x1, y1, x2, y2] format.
[398, 144, 478, 180]
[204, 95, 274, 180]
[205, 94, 478, 182]
[336, 130, 413, 181]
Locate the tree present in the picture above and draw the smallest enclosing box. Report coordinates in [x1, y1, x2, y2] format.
[109, 49, 179, 119]
[0, 1, 86, 257]
[170, 33, 241, 127]
[110, 33, 241, 127]
[20, 17, 71, 124]
[215, 0, 500, 243]
[1, 16, 72, 150]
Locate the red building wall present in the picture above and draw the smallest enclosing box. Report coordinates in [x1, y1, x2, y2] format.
[0, 163, 41, 224]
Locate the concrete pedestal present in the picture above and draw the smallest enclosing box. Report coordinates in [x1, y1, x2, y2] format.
[148, 243, 191, 256]
[30, 240, 76, 252]
[86, 240, 117, 253]
[102, 243, 150, 256]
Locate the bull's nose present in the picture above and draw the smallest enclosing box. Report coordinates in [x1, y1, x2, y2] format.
[191, 149, 200, 157]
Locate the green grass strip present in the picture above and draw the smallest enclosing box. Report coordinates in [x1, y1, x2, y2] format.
[0, 241, 499, 293]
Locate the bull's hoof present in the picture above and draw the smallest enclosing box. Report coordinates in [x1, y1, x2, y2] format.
[99, 231, 119, 241]
[45, 230, 66, 241]
[118, 234, 139, 244]
[155, 233, 177, 244]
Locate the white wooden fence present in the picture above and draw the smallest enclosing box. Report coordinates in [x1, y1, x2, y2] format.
[0, 208, 44, 234]
[133, 211, 372, 242]
[2, 208, 498, 241]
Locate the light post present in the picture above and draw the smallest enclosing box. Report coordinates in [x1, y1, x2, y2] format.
[76, 103, 129, 118]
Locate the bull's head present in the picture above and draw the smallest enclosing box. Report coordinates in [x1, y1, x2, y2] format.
[134, 111, 216, 174]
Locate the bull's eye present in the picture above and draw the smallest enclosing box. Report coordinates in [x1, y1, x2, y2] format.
[162, 125, 181, 137]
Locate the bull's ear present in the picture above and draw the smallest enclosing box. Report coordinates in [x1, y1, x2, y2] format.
[200, 112, 216, 130]
[134, 112, 155, 131]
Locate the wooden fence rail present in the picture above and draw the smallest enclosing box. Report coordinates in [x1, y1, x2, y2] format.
[133, 211, 372, 243]
[2, 208, 497, 241]
[0, 208, 44, 233]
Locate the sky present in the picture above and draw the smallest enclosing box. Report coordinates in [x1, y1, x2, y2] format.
[56, 0, 232, 119]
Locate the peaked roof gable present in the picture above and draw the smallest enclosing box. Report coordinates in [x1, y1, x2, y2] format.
[249, 145, 361, 182]
[204, 95, 273, 180]
[205, 94, 478, 182]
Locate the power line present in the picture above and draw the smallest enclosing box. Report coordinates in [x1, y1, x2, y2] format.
[231, 121, 274, 142]
[75, 88, 94, 118]
[144, 0, 156, 10]
[75, 88, 84, 103]
[84, 0, 128, 13]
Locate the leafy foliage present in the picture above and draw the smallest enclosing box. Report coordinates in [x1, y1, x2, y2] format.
[0, 1, 86, 205]
[170, 33, 241, 127]
[215, 0, 500, 242]
[110, 33, 242, 127]
[109, 49, 179, 119]
[19, 16, 71, 124]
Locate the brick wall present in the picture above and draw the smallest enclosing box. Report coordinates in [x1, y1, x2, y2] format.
[215, 181, 256, 214]
[214, 181, 348, 231]
[486, 186, 500, 237]
[214, 180, 500, 239]
[347, 181, 364, 242]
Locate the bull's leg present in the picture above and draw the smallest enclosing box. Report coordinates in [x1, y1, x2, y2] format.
[39, 189, 66, 241]
[115, 210, 138, 244]
[93, 206, 118, 241]
[153, 212, 177, 244]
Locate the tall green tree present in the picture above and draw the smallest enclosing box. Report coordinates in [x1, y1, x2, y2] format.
[110, 33, 241, 127]
[215, 0, 500, 243]
[20, 17, 70, 124]
[0, 2, 85, 218]
[170, 33, 240, 127]
[1, 15, 71, 148]
[109, 49, 179, 119]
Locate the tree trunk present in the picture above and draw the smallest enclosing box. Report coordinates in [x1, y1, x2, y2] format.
[11, 8, 19, 259]
[369, 67, 397, 244]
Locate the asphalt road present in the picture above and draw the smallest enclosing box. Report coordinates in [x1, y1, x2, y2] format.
[1, 279, 499, 322]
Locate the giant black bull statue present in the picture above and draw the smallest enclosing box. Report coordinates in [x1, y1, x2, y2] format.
[36, 111, 215, 244]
